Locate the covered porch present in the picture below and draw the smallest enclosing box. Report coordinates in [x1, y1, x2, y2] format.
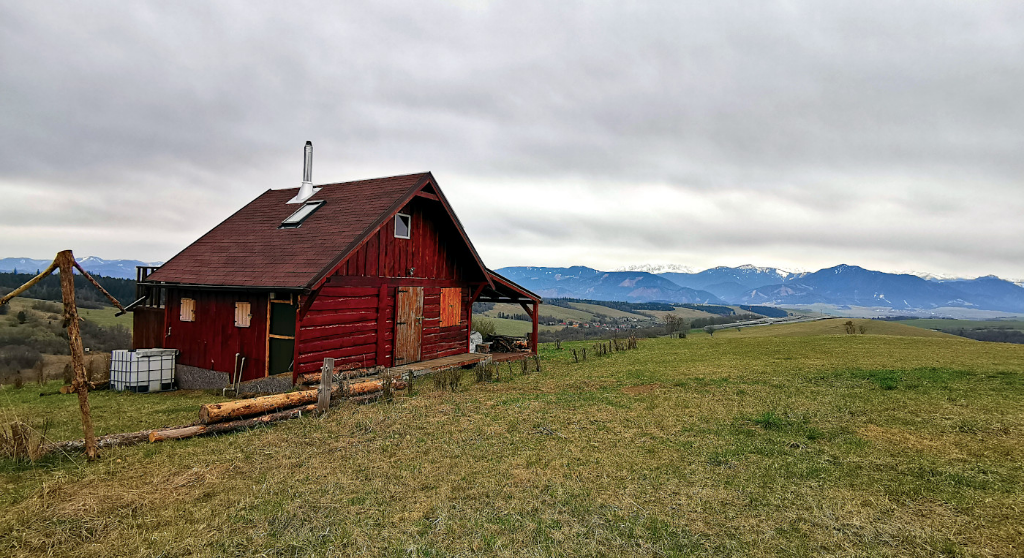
[472, 269, 543, 354]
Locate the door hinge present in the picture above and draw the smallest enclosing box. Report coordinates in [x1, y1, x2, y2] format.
[397, 321, 407, 325]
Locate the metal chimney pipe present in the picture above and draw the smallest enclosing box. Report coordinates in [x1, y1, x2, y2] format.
[303, 141, 312, 183]
[295, 141, 314, 202]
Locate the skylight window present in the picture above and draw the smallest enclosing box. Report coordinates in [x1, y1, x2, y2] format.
[280, 200, 324, 228]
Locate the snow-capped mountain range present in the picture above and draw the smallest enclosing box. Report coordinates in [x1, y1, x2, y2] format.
[0, 257, 162, 279]
[496, 263, 1024, 314]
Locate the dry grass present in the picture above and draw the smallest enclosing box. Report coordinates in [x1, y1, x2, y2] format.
[1, 324, 1023, 556]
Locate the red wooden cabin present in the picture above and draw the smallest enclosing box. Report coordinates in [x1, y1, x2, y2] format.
[132, 158, 540, 384]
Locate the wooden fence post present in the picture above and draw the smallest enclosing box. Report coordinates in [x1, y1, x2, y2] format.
[317, 358, 335, 414]
[57, 250, 98, 460]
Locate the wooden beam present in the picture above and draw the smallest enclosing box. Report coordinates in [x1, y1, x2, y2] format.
[317, 358, 334, 414]
[0, 258, 59, 306]
[415, 191, 440, 201]
[531, 301, 539, 354]
[57, 250, 98, 460]
[72, 260, 127, 312]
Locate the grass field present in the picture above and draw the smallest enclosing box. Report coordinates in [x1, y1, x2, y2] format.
[566, 302, 650, 321]
[713, 318, 955, 339]
[640, 307, 718, 321]
[473, 316, 560, 337]
[1, 297, 131, 330]
[2, 319, 1023, 556]
[77, 306, 133, 329]
[480, 303, 594, 323]
[901, 319, 1024, 332]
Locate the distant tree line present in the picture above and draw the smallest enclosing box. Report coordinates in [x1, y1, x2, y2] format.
[738, 305, 788, 318]
[545, 298, 675, 312]
[678, 304, 734, 316]
[946, 328, 1024, 345]
[0, 271, 135, 309]
[689, 314, 761, 329]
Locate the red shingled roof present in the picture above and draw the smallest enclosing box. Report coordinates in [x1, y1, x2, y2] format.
[146, 172, 464, 289]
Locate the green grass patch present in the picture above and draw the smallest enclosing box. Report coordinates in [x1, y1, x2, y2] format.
[1, 325, 1023, 556]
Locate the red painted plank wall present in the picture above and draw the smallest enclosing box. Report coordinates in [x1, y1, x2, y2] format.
[164, 289, 268, 380]
[335, 198, 471, 281]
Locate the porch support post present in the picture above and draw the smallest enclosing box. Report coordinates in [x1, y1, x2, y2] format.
[531, 301, 539, 354]
[520, 300, 539, 354]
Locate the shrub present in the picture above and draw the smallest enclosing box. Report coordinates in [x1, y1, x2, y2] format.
[472, 318, 497, 339]
[433, 367, 464, 392]
[31, 300, 61, 313]
[0, 345, 43, 374]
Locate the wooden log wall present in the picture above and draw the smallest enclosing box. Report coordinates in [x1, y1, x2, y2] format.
[294, 196, 478, 374]
[296, 280, 471, 374]
[295, 285, 387, 375]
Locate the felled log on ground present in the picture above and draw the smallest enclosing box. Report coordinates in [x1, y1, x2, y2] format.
[41, 428, 158, 456]
[151, 404, 317, 443]
[346, 378, 407, 396]
[59, 380, 109, 394]
[199, 388, 324, 424]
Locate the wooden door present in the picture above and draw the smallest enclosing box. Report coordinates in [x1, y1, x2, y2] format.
[394, 286, 423, 365]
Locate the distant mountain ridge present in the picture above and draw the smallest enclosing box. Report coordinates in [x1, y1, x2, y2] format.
[728, 264, 1024, 313]
[495, 266, 723, 304]
[0, 257, 161, 280]
[657, 265, 798, 300]
[498, 263, 1024, 314]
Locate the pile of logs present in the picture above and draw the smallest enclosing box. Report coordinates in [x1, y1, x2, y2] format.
[38, 367, 408, 456]
[489, 335, 529, 353]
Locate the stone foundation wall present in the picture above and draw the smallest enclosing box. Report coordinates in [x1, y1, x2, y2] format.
[176, 364, 230, 390]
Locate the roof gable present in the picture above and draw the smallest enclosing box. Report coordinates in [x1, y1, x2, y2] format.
[146, 172, 489, 289]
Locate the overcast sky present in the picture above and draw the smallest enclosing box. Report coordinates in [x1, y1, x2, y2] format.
[2, 1, 1023, 279]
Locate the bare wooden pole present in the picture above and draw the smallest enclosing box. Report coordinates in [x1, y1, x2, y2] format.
[0, 259, 59, 307]
[71, 260, 126, 312]
[317, 358, 335, 414]
[57, 250, 98, 460]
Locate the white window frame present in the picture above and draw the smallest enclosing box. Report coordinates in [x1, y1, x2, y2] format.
[180, 297, 196, 322]
[234, 302, 252, 328]
[395, 212, 411, 239]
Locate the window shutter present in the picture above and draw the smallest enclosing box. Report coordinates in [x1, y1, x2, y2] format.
[235, 302, 252, 328]
[440, 288, 462, 327]
[180, 298, 195, 322]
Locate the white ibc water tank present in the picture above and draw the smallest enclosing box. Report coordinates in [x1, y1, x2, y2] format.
[110, 349, 178, 393]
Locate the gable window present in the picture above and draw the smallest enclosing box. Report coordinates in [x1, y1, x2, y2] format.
[180, 298, 196, 322]
[234, 302, 252, 328]
[280, 200, 325, 229]
[395, 213, 411, 239]
[440, 288, 462, 327]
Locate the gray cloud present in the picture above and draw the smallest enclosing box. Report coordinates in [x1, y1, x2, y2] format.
[2, 1, 1023, 278]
